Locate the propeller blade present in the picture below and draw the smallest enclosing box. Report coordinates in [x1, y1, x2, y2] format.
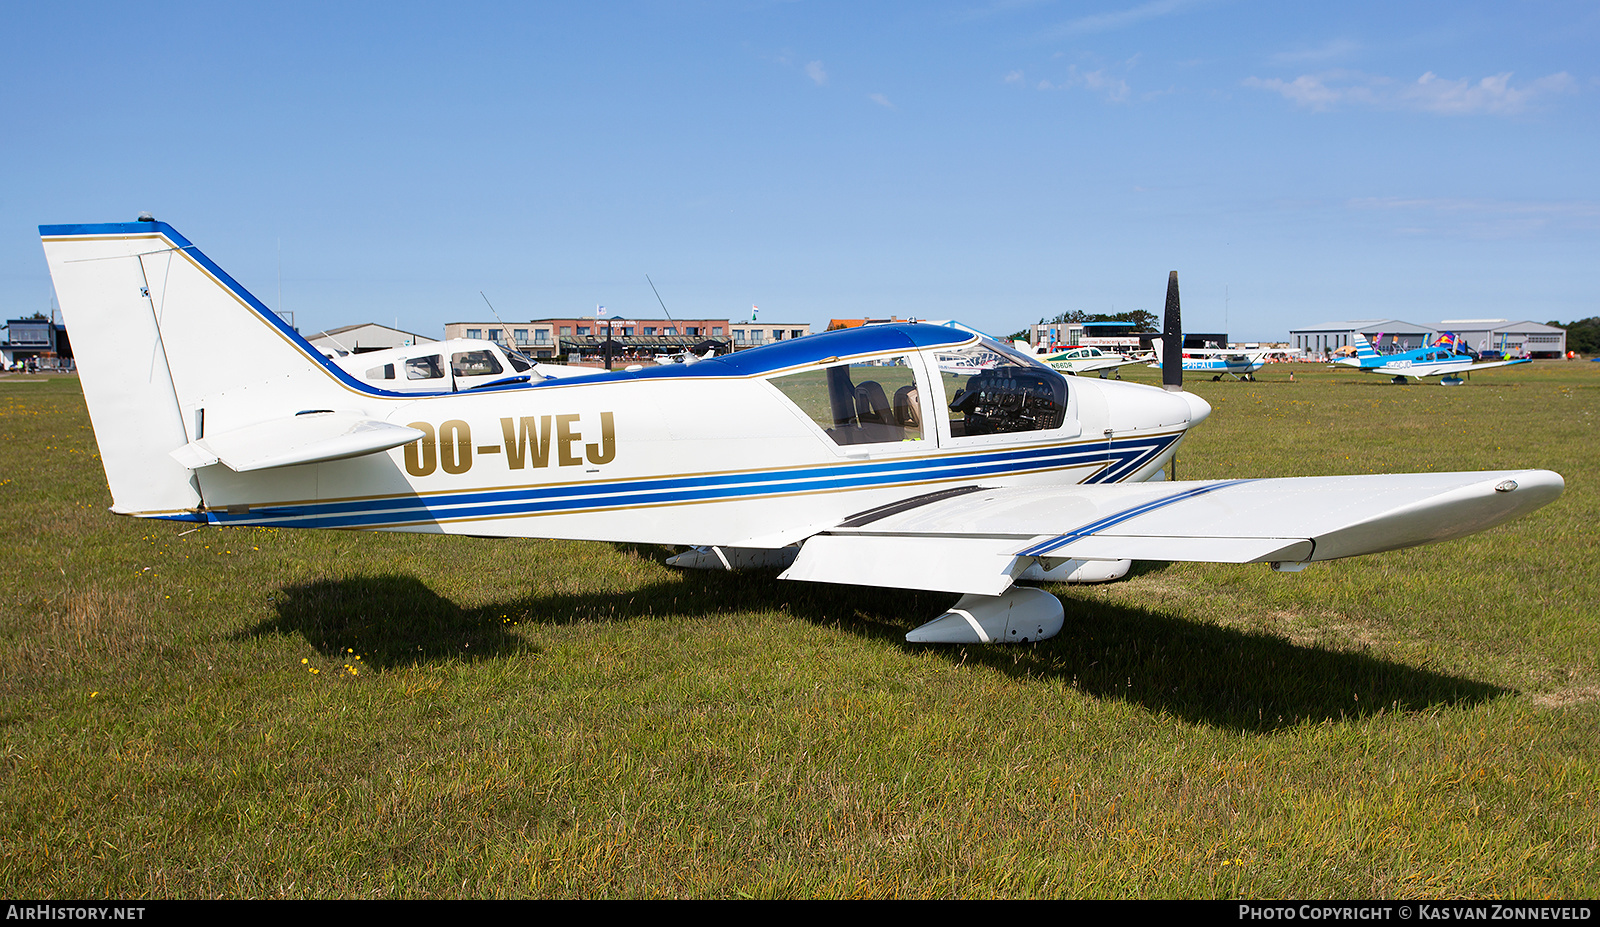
[1162, 270, 1183, 392]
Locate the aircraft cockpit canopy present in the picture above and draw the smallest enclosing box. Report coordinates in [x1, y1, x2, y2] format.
[765, 333, 1069, 447]
[936, 338, 1068, 436]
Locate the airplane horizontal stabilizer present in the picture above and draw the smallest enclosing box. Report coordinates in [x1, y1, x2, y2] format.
[171, 411, 425, 473]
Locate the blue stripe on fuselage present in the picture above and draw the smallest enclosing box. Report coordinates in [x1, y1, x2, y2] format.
[202, 433, 1182, 529]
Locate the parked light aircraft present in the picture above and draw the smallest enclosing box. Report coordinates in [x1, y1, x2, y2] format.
[40, 219, 1564, 644]
[1149, 341, 1269, 381]
[330, 338, 580, 393]
[1332, 333, 1531, 385]
[1035, 345, 1152, 377]
[653, 347, 717, 366]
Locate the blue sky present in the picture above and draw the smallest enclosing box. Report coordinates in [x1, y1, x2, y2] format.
[2, 1, 1595, 341]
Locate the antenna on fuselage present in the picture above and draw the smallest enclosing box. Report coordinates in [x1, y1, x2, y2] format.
[479, 291, 517, 347]
[1161, 271, 1183, 393]
[645, 274, 675, 321]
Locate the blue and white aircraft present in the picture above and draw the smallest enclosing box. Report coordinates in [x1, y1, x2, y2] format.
[1333, 333, 1531, 385]
[1149, 341, 1269, 381]
[39, 218, 1563, 644]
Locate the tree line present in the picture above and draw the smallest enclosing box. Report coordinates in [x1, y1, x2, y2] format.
[1547, 318, 1600, 355]
[1008, 309, 1160, 342]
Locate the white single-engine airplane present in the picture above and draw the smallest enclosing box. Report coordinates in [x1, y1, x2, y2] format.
[40, 219, 1564, 644]
[329, 338, 579, 393]
[1149, 341, 1269, 381]
[1035, 345, 1153, 377]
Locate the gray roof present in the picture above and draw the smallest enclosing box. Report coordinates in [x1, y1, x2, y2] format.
[1291, 319, 1437, 334]
[309, 322, 435, 341]
[1438, 320, 1565, 333]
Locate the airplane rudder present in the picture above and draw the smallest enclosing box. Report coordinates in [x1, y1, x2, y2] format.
[39, 221, 203, 515]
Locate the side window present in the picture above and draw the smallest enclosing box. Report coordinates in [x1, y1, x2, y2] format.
[405, 355, 445, 380]
[451, 350, 504, 378]
[770, 356, 923, 446]
[365, 363, 396, 380]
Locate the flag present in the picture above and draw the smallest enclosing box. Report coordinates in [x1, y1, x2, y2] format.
[751, 304, 759, 321]
[596, 304, 607, 318]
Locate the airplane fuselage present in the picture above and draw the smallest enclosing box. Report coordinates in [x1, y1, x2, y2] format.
[194, 337, 1203, 549]
[1335, 348, 1471, 373]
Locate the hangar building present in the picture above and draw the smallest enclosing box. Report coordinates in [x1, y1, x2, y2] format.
[1290, 318, 1567, 359]
[1438, 320, 1567, 358]
[307, 323, 436, 358]
[1289, 320, 1437, 357]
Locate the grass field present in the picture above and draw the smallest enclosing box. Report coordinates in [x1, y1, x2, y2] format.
[0, 362, 1595, 898]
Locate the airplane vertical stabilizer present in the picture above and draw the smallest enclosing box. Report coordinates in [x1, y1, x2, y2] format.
[40, 219, 362, 517]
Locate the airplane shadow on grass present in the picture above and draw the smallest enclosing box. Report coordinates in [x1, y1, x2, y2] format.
[243, 550, 1507, 734]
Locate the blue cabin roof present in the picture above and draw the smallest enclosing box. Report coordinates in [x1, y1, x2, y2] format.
[529, 324, 975, 386]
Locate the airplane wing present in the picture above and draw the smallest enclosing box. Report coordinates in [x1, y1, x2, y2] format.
[1456, 358, 1532, 374]
[1051, 357, 1147, 374]
[1384, 358, 1532, 379]
[779, 470, 1562, 595]
[1089, 356, 1152, 372]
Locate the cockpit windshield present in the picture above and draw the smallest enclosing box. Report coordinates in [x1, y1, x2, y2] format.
[935, 336, 1068, 436]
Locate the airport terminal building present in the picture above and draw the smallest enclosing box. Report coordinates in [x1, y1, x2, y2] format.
[1, 317, 72, 370]
[442, 317, 814, 360]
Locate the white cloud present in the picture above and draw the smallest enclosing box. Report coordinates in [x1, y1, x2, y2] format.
[1081, 68, 1132, 103]
[804, 60, 827, 86]
[869, 93, 894, 108]
[1044, 0, 1204, 38]
[1017, 64, 1133, 103]
[1245, 70, 1575, 115]
[1243, 71, 1373, 110]
[1268, 39, 1361, 66]
[948, 0, 1055, 22]
[1403, 71, 1574, 115]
